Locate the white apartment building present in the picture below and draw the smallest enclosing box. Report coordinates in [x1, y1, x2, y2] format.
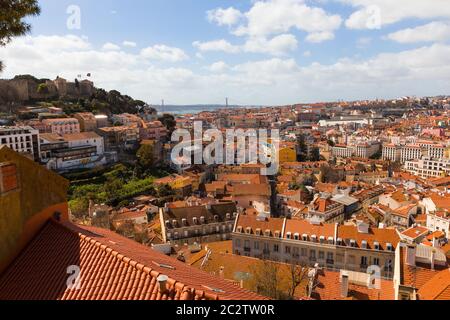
[62, 132, 105, 155]
[384, 142, 448, 164]
[400, 145, 424, 163]
[405, 157, 450, 178]
[382, 144, 401, 162]
[0, 126, 40, 161]
[426, 213, 450, 238]
[232, 214, 399, 279]
[332, 142, 380, 159]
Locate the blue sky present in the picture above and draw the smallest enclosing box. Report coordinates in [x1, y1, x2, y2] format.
[2, 0, 450, 105]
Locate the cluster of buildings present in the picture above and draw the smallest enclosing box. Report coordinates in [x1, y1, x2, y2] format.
[0, 106, 167, 172]
[1, 95, 450, 300]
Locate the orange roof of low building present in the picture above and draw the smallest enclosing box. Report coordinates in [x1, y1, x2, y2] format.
[401, 226, 429, 240]
[0, 220, 264, 300]
[284, 219, 335, 239]
[310, 270, 395, 300]
[337, 225, 400, 250]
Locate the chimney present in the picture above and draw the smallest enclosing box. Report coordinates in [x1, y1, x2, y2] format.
[157, 274, 168, 294]
[430, 249, 435, 270]
[341, 274, 349, 298]
[432, 236, 439, 248]
[406, 245, 416, 267]
[219, 266, 225, 279]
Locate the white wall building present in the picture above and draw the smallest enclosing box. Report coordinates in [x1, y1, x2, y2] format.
[0, 126, 40, 161]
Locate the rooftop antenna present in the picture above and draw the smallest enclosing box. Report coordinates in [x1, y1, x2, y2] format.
[226, 97, 229, 108]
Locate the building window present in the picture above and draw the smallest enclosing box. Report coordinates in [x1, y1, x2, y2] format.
[361, 256, 368, 266]
[0, 163, 19, 194]
[285, 246, 291, 254]
[274, 244, 279, 252]
[235, 239, 241, 247]
[301, 248, 307, 257]
[318, 251, 325, 260]
[373, 258, 380, 266]
[254, 241, 260, 250]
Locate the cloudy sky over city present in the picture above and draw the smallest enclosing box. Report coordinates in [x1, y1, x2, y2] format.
[1, 0, 450, 105]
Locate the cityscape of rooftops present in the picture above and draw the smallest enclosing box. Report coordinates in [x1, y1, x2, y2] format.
[0, 0, 450, 310]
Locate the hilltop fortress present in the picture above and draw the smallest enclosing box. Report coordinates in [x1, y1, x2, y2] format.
[0, 75, 94, 104]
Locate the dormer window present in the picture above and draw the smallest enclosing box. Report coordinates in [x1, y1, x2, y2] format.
[193, 217, 198, 225]
[386, 243, 393, 251]
[214, 215, 219, 221]
[255, 228, 262, 236]
[165, 220, 171, 228]
[265, 229, 271, 237]
[350, 239, 356, 248]
[172, 220, 177, 227]
[294, 233, 300, 240]
[336, 238, 342, 245]
[361, 240, 368, 249]
[319, 236, 325, 244]
[245, 227, 252, 234]
[200, 216, 205, 224]
[328, 237, 334, 244]
[182, 218, 187, 226]
[233, 212, 237, 218]
[311, 235, 317, 242]
[274, 231, 281, 238]
[286, 232, 292, 239]
[374, 242, 380, 250]
[226, 213, 231, 219]
[302, 234, 308, 241]
[236, 226, 243, 233]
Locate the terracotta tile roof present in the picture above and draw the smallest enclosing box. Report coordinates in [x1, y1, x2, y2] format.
[401, 226, 429, 240]
[417, 269, 450, 300]
[62, 131, 101, 141]
[310, 270, 395, 300]
[399, 247, 445, 290]
[230, 183, 271, 197]
[0, 220, 264, 300]
[337, 225, 400, 250]
[284, 219, 335, 239]
[235, 214, 284, 236]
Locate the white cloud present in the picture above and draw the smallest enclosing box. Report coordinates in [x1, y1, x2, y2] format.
[303, 50, 311, 57]
[207, 7, 243, 27]
[305, 31, 335, 43]
[140, 44, 189, 62]
[102, 42, 121, 51]
[2, 34, 450, 105]
[232, 0, 341, 42]
[341, 0, 450, 29]
[208, 61, 229, 73]
[244, 34, 298, 55]
[386, 21, 450, 44]
[122, 41, 137, 47]
[357, 37, 372, 48]
[193, 39, 240, 54]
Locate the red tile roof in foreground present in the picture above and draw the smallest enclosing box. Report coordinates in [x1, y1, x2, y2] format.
[0, 220, 265, 300]
[417, 269, 450, 300]
[310, 270, 395, 300]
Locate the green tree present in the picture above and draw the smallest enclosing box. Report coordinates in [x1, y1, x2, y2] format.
[37, 83, 49, 94]
[0, 0, 41, 71]
[296, 134, 308, 162]
[309, 147, 321, 162]
[158, 114, 177, 136]
[137, 143, 155, 168]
